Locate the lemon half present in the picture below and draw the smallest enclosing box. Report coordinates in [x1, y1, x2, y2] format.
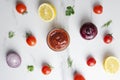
[103, 56, 120, 74]
[38, 3, 56, 22]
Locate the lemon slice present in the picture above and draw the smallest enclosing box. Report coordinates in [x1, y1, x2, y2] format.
[38, 3, 56, 22]
[103, 56, 120, 74]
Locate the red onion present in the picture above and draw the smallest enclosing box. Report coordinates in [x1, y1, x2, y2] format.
[80, 22, 98, 40]
[6, 51, 21, 68]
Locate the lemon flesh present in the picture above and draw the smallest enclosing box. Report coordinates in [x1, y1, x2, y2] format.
[38, 3, 56, 22]
[104, 56, 120, 74]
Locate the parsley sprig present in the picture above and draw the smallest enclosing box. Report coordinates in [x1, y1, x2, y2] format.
[66, 6, 75, 16]
[27, 65, 34, 72]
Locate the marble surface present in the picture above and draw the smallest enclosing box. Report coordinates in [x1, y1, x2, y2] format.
[0, 0, 120, 80]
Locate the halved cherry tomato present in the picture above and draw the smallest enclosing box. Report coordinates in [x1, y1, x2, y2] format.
[93, 4, 103, 14]
[74, 73, 85, 80]
[16, 3, 27, 14]
[104, 34, 113, 44]
[26, 34, 36, 46]
[41, 65, 51, 75]
[87, 57, 96, 66]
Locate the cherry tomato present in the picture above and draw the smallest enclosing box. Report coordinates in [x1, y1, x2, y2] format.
[16, 3, 27, 14]
[93, 4, 103, 14]
[87, 57, 96, 66]
[41, 65, 51, 75]
[74, 73, 85, 80]
[26, 35, 36, 46]
[104, 34, 113, 44]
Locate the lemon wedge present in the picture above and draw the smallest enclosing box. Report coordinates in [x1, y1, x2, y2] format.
[38, 3, 56, 22]
[103, 56, 120, 74]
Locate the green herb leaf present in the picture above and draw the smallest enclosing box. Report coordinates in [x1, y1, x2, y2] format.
[8, 31, 15, 38]
[71, 9, 75, 14]
[102, 20, 112, 28]
[67, 6, 72, 9]
[67, 56, 73, 67]
[27, 65, 34, 72]
[65, 6, 75, 16]
[66, 10, 70, 16]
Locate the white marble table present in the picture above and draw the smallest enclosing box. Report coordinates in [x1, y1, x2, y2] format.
[0, 0, 120, 80]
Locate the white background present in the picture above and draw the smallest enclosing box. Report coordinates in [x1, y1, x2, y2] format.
[0, 0, 120, 80]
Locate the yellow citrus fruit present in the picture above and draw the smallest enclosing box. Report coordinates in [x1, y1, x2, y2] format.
[103, 56, 120, 74]
[38, 3, 56, 22]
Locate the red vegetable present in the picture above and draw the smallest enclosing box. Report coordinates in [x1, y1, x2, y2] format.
[74, 73, 85, 80]
[6, 51, 21, 68]
[16, 3, 27, 14]
[26, 34, 36, 46]
[80, 22, 98, 40]
[104, 34, 113, 44]
[41, 65, 51, 75]
[93, 4, 103, 14]
[87, 57, 96, 66]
